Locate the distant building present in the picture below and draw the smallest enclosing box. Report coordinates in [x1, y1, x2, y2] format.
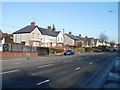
[64, 32, 80, 47]
[0, 30, 5, 51]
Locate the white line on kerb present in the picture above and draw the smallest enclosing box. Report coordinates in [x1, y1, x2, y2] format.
[0, 70, 19, 75]
[75, 67, 81, 71]
[81, 57, 117, 88]
[36, 79, 50, 86]
[38, 64, 53, 68]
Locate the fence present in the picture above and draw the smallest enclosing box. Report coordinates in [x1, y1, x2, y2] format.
[3, 43, 38, 52]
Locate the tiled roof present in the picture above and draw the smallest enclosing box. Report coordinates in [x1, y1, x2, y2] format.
[77, 36, 85, 40]
[39, 27, 57, 37]
[0, 30, 5, 38]
[13, 25, 57, 37]
[65, 34, 80, 40]
[55, 31, 60, 36]
[13, 25, 36, 34]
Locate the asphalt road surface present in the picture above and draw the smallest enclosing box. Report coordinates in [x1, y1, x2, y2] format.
[1, 51, 119, 88]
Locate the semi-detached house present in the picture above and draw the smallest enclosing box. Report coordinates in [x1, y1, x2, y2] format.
[13, 22, 64, 47]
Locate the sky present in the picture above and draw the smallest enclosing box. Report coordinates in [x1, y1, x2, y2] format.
[1, 2, 118, 43]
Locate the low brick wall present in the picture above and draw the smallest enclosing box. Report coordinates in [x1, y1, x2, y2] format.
[0, 52, 38, 57]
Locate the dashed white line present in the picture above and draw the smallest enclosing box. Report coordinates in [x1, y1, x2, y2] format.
[89, 62, 93, 64]
[0, 70, 19, 75]
[75, 67, 81, 71]
[63, 61, 68, 63]
[69, 60, 73, 62]
[38, 64, 53, 68]
[36, 79, 50, 86]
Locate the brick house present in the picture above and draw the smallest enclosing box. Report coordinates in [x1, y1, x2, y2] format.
[0, 30, 5, 51]
[64, 32, 80, 47]
[13, 22, 60, 47]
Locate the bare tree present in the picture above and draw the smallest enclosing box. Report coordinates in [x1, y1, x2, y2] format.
[99, 33, 108, 41]
[110, 41, 116, 44]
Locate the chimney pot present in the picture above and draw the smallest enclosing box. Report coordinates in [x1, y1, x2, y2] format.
[48, 26, 52, 30]
[79, 34, 81, 37]
[31, 22, 35, 26]
[85, 36, 88, 38]
[69, 32, 72, 35]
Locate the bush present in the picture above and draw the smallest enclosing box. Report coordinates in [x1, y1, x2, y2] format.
[85, 48, 95, 52]
[50, 48, 64, 54]
[76, 48, 85, 52]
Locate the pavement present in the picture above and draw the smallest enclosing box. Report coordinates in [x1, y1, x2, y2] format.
[1, 51, 119, 88]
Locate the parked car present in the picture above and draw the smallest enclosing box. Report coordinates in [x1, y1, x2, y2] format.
[64, 50, 74, 55]
[94, 49, 102, 53]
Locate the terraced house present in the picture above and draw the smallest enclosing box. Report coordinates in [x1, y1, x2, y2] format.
[13, 22, 64, 47]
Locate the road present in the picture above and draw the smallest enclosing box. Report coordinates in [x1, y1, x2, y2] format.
[1, 51, 118, 88]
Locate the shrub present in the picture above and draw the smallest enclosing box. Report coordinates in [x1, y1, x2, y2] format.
[85, 48, 95, 52]
[50, 48, 64, 54]
[76, 48, 85, 52]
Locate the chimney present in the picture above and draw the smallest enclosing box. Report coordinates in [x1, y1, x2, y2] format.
[85, 36, 88, 38]
[79, 34, 81, 37]
[31, 22, 36, 26]
[48, 26, 52, 30]
[69, 32, 72, 35]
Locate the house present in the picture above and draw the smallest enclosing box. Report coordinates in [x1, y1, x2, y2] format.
[94, 39, 100, 47]
[84, 36, 95, 47]
[77, 34, 88, 48]
[64, 32, 80, 47]
[13, 22, 57, 47]
[55, 31, 64, 46]
[0, 30, 5, 51]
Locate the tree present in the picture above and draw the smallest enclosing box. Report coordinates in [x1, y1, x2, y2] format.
[110, 41, 116, 49]
[52, 24, 56, 31]
[99, 33, 108, 41]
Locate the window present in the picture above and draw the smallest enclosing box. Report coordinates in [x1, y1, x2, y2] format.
[58, 37, 59, 41]
[33, 41, 39, 46]
[38, 34, 41, 38]
[32, 33, 35, 38]
[61, 37, 62, 41]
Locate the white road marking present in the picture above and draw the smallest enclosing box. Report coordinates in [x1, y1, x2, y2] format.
[36, 79, 50, 86]
[75, 67, 81, 71]
[0, 70, 19, 75]
[38, 64, 53, 68]
[89, 62, 93, 64]
[14, 63, 20, 65]
[81, 57, 117, 88]
[63, 61, 68, 63]
[69, 60, 73, 62]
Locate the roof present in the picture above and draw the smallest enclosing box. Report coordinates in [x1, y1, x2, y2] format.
[0, 30, 5, 38]
[13, 25, 36, 34]
[55, 31, 60, 36]
[65, 34, 80, 40]
[94, 39, 99, 45]
[77, 36, 85, 40]
[39, 27, 57, 37]
[13, 25, 57, 37]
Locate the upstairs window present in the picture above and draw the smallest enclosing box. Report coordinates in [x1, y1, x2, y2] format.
[32, 33, 35, 38]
